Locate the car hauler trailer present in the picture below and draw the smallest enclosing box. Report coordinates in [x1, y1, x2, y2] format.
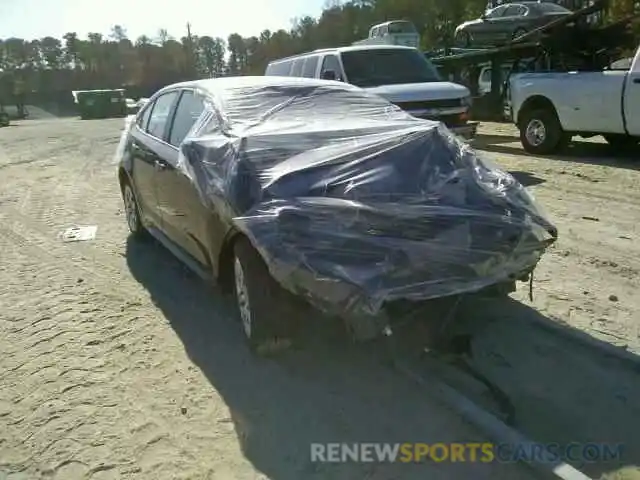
[426, 0, 637, 121]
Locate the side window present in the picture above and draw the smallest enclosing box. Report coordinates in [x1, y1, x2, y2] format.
[290, 59, 304, 77]
[380, 25, 389, 36]
[370, 27, 378, 38]
[147, 91, 179, 139]
[301, 56, 319, 78]
[137, 103, 152, 131]
[320, 55, 342, 79]
[486, 6, 507, 18]
[503, 5, 523, 16]
[168, 90, 206, 147]
[279, 61, 293, 76]
[266, 61, 291, 76]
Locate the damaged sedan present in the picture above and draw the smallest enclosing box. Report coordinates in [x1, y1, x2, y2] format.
[115, 76, 557, 352]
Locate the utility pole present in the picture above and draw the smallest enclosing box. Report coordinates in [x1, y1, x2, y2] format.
[186, 22, 197, 77]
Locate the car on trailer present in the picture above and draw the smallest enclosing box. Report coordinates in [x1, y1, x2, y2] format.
[454, 2, 573, 47]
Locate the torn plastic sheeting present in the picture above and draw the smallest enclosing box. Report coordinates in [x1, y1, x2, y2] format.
[113, 114, 136, 166]
[170, 79, 557, 317]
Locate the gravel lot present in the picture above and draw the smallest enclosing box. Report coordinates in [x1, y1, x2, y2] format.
[0, 117, 638, 480]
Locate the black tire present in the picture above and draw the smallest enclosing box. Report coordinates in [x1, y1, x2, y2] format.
[603, 134, 638, 151]
[455, 30, 472, 48]
[121, 180, 148, 239]
[518, 108, 569, 155]
[232, 237, 293, 355]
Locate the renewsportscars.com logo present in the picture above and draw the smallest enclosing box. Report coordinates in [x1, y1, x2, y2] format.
[310, 442, 624, 464]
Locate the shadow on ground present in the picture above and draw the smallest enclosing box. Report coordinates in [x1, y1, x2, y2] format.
[125, 236, 640, 480]
[452, 297, 640, 479]
[124, 236, 527, 480]
[508, 170, 546, 187]
[474, 134, 640, 172]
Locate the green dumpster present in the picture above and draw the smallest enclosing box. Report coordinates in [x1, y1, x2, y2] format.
[73, 89, 128, 120]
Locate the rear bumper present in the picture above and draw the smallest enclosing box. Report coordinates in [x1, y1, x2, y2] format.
[450, 121, 478, 140]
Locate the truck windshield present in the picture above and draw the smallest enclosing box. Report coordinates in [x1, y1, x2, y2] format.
[341, 49, 441, 87]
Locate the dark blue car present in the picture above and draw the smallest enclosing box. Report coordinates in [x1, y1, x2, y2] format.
[116, 76, 557, 354]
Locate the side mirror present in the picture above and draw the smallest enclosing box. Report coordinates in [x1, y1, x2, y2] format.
[481, 12, 487, 19]
[321, 70, 338, 81]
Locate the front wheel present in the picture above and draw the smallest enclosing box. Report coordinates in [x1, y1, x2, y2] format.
[519, 108, 569, 155]
[232, 237, 293, 355]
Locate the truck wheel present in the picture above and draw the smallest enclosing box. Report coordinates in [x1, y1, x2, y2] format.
[519, 108, 568, 155]
[603, 134, 638, 151]
[232, 237, 292, 355]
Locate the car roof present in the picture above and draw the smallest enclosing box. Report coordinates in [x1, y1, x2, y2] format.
[501, 1, 564, 6]
[156, 75, 359, 97]
[269, 44, 417, 64]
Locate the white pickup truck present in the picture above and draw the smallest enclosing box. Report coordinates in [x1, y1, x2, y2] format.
[507, 46, 640, 154]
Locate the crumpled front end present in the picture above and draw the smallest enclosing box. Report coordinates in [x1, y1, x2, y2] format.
[229, 125, 557, 319]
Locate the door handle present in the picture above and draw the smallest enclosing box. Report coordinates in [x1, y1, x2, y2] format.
[130, 143, 143, 153]
[634, 78, 640, 84]
[155, 160, 168, 170]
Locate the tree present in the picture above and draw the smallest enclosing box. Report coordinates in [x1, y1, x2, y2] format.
[197, 36, 226, 77]
[40, 37, 63, 69]
[110, 25, 128, 42]
[0, 0, 636, 105]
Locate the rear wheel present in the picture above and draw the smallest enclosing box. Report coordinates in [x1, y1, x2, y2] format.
[519, 108, 569, 155]
[122, 181, 148, 239]
[232, 237, 293, 355]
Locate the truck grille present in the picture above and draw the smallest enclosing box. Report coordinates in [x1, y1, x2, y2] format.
[394, 98, 464, 110]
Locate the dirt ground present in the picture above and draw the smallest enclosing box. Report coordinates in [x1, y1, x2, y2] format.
[0, 118, 638, 480]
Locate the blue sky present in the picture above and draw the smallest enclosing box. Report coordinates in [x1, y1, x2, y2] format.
[1, 0, 327, 41]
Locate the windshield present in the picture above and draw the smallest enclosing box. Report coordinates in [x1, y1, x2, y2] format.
[341, 49, 442, 88]
[388, 21, 417, 34]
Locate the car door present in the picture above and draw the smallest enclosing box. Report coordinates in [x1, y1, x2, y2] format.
[492, 4, 526, 42]
[153, 89, 211, 265]
[129, 91, 180, 228]
[623, 64, 640, 135]
[475, 5, 509, 44]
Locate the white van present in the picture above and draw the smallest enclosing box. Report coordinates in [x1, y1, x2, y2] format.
[265, 45, 478, 139]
